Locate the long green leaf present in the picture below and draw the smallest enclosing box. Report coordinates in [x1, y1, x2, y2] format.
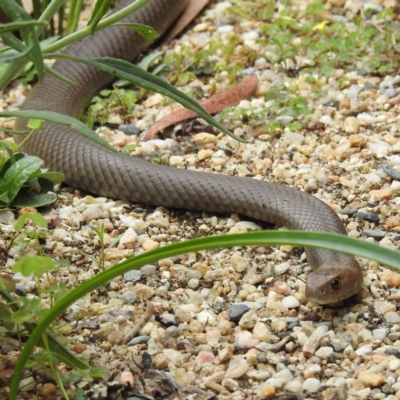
[0, 20, 45, 33]
[1, 0, 45, 82]
[44, 54, 245, 143]
[87, 0, 112, 34]
[0, 110, 116, 152]
[9, 230, 400, 399]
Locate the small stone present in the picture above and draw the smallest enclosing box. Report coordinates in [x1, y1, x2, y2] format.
[193, 132, 218, 144]
[141, 264, 157, 275]
[357, 113, 376, 124]
[281, 296, 300, 308]
[52, 228, 69, 241]
[82, 205, 103, 221]
[120, 227, 138, 246]
[384, 312, 400, 323]
[349, 134, 367, 147]
[355, 212, 379, 223]
[236, 330, 259, 348]
[257, 386, 276, 397]
[355, 344, 372, 356]
[363, 229, 385, 238]
[123, 270, 142, 282]
[230, 254, 248, 272]
[228, 304, 251, 322]
[198, 149, 214, 160]
[382, 164, 400, 180]
[108, 331, 124, 344]
[253, 322, 271, 342]
[344, 116, 360, 134]
[120, 371, 134, 385]
[369, 188, 393, 200]
[42, 383, 57, 399]
[380, 269, 400, 287]
[0, 210, 15, 223]
[225, 361, 249, 379]
[303, 378, 321, 393]
[197, 351, 215, 364]
[275, 262, 291, 275]
[387, 216, 400, 229]
[19, 376, 35, 391]
[315, 347, 334, 358]
[142, 239, 159, 251]
[358, 370, 385, 388]
[126, 335, 150, 346]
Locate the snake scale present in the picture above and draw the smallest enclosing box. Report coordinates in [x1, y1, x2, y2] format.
[14, 0, 363, 304]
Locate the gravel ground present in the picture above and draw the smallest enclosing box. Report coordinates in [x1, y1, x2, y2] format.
[2, 0, 400, 399]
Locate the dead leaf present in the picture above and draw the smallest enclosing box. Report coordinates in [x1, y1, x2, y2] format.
[142, 74, 258, 140]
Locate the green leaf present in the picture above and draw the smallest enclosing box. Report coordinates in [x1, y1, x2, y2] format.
[87, 0, 112, 34]
[27, 118, 44, 130]
[39, 171, 65, 184]
[0, 110, 116, 152]
[3, 155, 43, 202]
[0, 45, 33, 63]
[12, 192, 57, 208]
[13, 212, 47, 231]
[114, 23, 159, 41]
[137, 50, 163, 71]
[0, 0, 45, 82]
[12, 255, 55, 277]
[0, 20, 45, 33]
[43, 54, 245, 143]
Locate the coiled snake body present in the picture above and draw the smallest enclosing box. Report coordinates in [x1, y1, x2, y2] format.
[14, 0, 363, 304]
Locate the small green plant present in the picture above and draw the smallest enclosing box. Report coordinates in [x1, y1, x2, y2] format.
[87, 87, 138, 127]
[80, 222, 122, 271]
[0, 212, 94, 398]
[0, 121, 64, 209]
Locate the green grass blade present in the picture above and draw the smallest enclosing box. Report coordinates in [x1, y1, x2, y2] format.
[1, 0, 45, 82]
[9, 230, 400, 399]
[0, 110, 117, 152]
[44, 54, 245, 143]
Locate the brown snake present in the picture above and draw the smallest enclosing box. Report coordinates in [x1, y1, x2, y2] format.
[14, 0, 363, 304]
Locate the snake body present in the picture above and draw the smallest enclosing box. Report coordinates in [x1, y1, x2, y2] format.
[14, 0, 363, 304]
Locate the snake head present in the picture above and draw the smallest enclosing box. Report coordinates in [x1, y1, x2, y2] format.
[305, 262, 363, 305]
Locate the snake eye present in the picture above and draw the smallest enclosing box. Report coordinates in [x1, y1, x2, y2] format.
[331, 278, 341, 291]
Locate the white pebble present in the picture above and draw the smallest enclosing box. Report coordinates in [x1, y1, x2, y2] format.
[357, 113, 376, 124]
[355, 344, 372, 356]
[315, 346, 334, 358]
[120, 227, 138, 245]
[275, 262, 291, 275]
[196, 310, 216, 325]
[384, 312, 400, 323]
[281, 296, 300, 309]
[303, 378, 321, 393]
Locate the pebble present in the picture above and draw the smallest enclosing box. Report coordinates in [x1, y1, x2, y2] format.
[123, 270, 142, 282]
[141, 239, 159, 250]
[281, 296, 300, 308]
[382, 164, 400, 180]
[355, 212, 380, 223]
[274, 262, 291, 275]
[303, 378, 321, 393]
[369, 188, 393, 200]
[380, 269, 400, 287]
[363, 229, 385, 238]
[343, 116, 360, 134]
[228, 304, 251, 322]
[358, 370, 385, 388]
[384, 312, 400, 323]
